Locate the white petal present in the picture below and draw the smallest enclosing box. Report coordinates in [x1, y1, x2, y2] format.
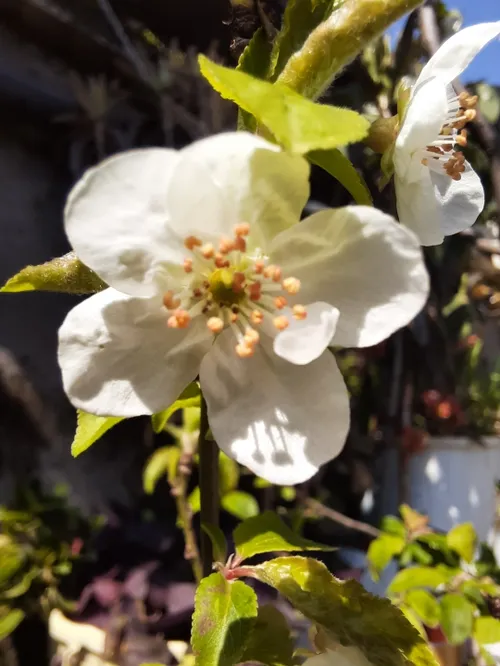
[304, 647, 374, 666]
[417, 22, 500, 87]
[273, 302, 339, 365]
[431, 161, 485, 236]
[395, 78, 448, 164]
[395, 171, 444, 246]
[65, 149, 182, 297]
[200, 332, 349, 485]
[58, 288, 212, 416]
[166, 132, 310, 250]
[269, 207, 429, 348]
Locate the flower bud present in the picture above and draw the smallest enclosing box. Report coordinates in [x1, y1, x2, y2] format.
[365, 116, 398, 154]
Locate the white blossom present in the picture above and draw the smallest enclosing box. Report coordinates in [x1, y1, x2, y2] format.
[58, 132, 428, 485]
[394, 22, 500, 246]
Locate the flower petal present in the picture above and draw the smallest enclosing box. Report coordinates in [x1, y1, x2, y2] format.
[395, 78, 448, 162]
[417, 22, 500, 87]
[395, 171, 444, 246]
[58, 288, 212, 416]
[65, 149, 182, 297]
[273, 302, 339, 365]
[200, 331, 349, 485]
[431, 161, 485, 236]
[166, 132, 310, 250]
[269, 207, 429, 348]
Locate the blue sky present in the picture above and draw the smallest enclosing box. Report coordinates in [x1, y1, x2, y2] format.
[389, 0, 500, 84]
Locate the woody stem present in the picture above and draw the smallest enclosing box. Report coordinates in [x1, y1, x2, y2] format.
[198, 393, 220, 577]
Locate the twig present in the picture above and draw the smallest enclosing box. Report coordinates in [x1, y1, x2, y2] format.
[418, 3, 500, 215]
[171, 446, 203, 584]
[305, 498, 381, 538]
[198, 395, 220, 577]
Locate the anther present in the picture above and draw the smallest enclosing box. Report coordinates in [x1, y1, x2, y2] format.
[264, 265, 282, 282]
[236, 342, 254, 358]
[274, 296, 287, 309]
[250, 310, 264, 325]
[233, 235, 247, 252]
[207, 317, 224, 334]
[230, 312, 238, 323]
[282, 277, 301, 294]
[219, 237, 234, 255]
[254, 260, 265, 275]
[244, 328, 260, 345]
[184, 236, 202, 250]
[293, 305, 307, 320]
[234, 222, 250, 237]
[201, 243, 215, 259]
[167, 309, 191, 329]
[183, 258, 193, 273]
[163, 291, 181, 310]
[249, 282, 262, 301]
[215, 253, 230, 268]
[232, 272, 246, 293]
[273, 316, 289, 331]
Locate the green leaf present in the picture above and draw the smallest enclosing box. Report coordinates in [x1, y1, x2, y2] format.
[0, 608, 25, 640]
[222, 491, 259, 521]
[236, 28, 273, 131]
[381, 516, 407, 538]
[191, 572, 258, 666]
[474, 617, 500, 645]
[407, 543, 433, 566]
[201, 524, 228, 563]
[240, 605, 295, 666]
[440, 594, 474, 645]
[151, 383, 201, 433]
[1, 252, 106, 294]
[399, 605, 426, 637]
[308, 149, 372, 205]
[367, 534, 405, 580]
[219, 453, 240, 496]
[447, 523, 477, 563]
[71, 411, 124, 457]
[143, 446, 180, 494]
[199, 55, 369, 155]
[269, 0, 341, 81]
[2, 568, 38, 599]
[254, 556, 438, 666]
[388, 567, 454, 595]
[233, 511, 334, 561]
[405, 590, 440, 628]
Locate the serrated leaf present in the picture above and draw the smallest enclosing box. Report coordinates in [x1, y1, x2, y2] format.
[254, 556, 438, 666]
[447, 523, 477, 563]
[143, 446, 180, 494]
[367, 534, 405, 580]
[399, 605, 426, 637]
[269, 0, 341, 81]
[71, 411, 124, 457]
[0, 608, 25, 640]
[222, 491, 259, 521]
[240, 605, 294, 666]
[474, 617, 500, 645]
[191, 572, 258, 666]
[440, 594, 474, 645]
[309, 148, 372, 205]
[151, 383, 201, 433]
[219, 453, 240, 496]
[405, 590, 440, 628]
[201, 524, 227, 563]
[199, 55, 369, 155]
[234, 511, 334, 561]
[237, 28, 273, 131]
[388, 567, 454, 595]
[1, 252, 106, 294]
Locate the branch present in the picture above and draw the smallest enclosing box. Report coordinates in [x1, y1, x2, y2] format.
[305, 498, 381, 538]
[198, 395, 220, 577]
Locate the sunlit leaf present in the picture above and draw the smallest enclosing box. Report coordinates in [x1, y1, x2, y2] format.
[143, 446, 180, 494]
[474, 617, 500, 645]
[388, 567, 454, 595]
[71, 411, 124, 457]
[1, 252, 106, 294]
[191, 572, 258, 666]
[222, 491, 259, 521]
[367, 534, 405, 580]
[234, 511, 334, 561]
[440, 594, 474, 645]
[151, 383, 201, 433]
[447, 523, 477, 563]
[0, 608, 25, 640]
[199, 55, 369, 155]
[405, 590, 440, 628]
